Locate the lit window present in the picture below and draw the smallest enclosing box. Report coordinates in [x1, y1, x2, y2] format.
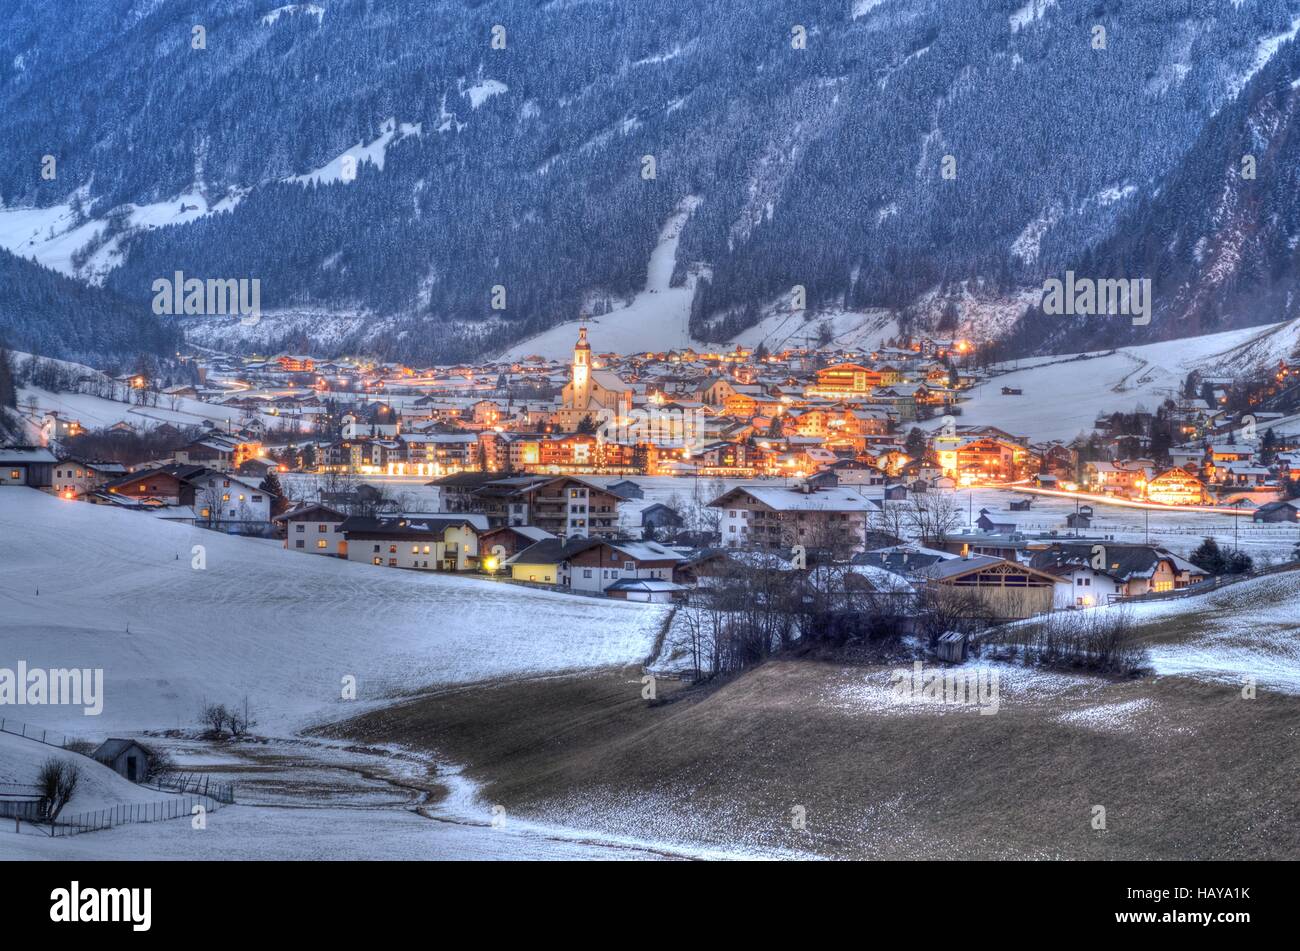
[317, 540, 328, 549]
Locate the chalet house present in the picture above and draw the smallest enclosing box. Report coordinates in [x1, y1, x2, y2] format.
[40, 411, 84, 445]
[324, 439, 390, 473]
[477, 525, 556, 563]
[396, 433, 479, 474]
[100, 464, 205, 505]
[941, 437, 1038, 484]
[430, 471, 507, 512]
[566, 540, 687, 594]
[483, 476, 622, 538]
[692, 440, 752, 472]
[1028, 544, 1207, 598]
[340, 514, 481, 571]
[50, 457, 125, 498]
[0, 447, 56, 488]
[1215, 463, 1271, 488]
[853, 544, 956, 577]
[175, 435, 261, 472]
[1204, 444, 1254, 479]
[641, 502, 685, 535]
[275, 502, 348, 555]
[1084, 460, 1153, 497]
[190, 470, 275, 526]
[504, 537, 592, 586]
[709, 484, 872, 552]
[1025, 552, 1128, 608]
[917, 555, 1066, 620]
[1144, 467, 1209, 504]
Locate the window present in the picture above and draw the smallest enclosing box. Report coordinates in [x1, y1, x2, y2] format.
[411, 546, 420, 555]
[624, 561, 635, 571]
[389, 545, 397, 554]
[237, 494, 245, 502]
[253, 495, 263, 503]
[296, 540, 305, 549]
[318, 524, 328, 533]
[583, 569, 593, 578]
[423, 545, 431, 554]
[222, 493, 231, 502]
[296, 524, 305, 533]
[373, 557, 382, 565]
[373, 544, 381, 553]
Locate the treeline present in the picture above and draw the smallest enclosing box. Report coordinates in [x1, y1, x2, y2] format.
[0, 249, 181, 364]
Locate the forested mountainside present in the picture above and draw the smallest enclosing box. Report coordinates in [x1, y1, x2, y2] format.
[0, 247, 182, 365]
[3, 0, 1300, 363]
[1006, 29, 1300, 358]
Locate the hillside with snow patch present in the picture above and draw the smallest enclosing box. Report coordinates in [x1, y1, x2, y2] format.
[0, 489, 666, 737]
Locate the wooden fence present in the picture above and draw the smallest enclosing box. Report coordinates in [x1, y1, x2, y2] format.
[47, 793, 224, 837]
[0, 718, 68, 748]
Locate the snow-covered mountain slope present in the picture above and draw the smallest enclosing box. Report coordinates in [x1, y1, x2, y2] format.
[0, 489, 666, 737]
[5, 0, 1300, 363]
[933, 319, 1300, 442]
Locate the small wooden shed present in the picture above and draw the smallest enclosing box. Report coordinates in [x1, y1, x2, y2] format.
[936, 631, 969, 663]
[92, 738, 152, 783]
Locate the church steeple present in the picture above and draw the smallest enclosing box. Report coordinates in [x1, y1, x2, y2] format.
[572, 321, 591, 409]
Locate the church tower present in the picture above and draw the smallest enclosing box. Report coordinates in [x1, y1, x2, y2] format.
[572, 324, 591, 411]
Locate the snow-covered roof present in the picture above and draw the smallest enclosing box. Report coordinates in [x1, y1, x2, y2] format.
[711, 484, 874, 512]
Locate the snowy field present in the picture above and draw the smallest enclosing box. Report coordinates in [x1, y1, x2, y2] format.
[954, 487, 1299, 562]
[1128, 572, 1300, 692]
[937, 319, 1300, 442]
[0, 489, 666, 738]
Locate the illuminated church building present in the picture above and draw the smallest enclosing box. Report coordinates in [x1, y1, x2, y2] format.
[554, 326, 633, 430]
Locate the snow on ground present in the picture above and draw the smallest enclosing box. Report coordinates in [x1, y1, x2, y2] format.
[937, 319, 1300, 442]
[822, 661, 1104, 717]
[730, 307, 898, 354]
[1, 733, 761, 859]
[286, 118, 420, 187]
[1056, 698, 1154, 731]
[0, 731, 173, 814]
[0, 190, 243, 282]
[17, 385, 276, 433]
[261, 4, 325, 26]
[498, 196, 705, 361]
[462, 78, 507, 109]
[951, 487, 1299, 561]
[1125, 572, 1300, 692]
[0, 489, 666, 737]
